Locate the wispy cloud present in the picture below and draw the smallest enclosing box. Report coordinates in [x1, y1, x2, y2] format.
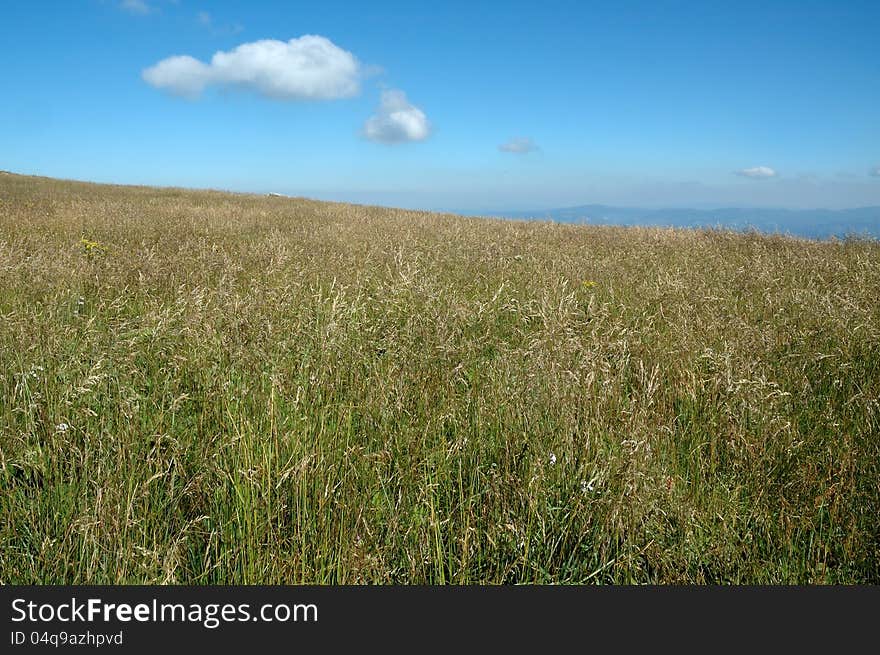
[870, 166, 880, 178]
[363, 90, 430, 144]
[735, 166, 778, 179]
[196, 10, 243, 36]
[142, 36, 361, 100]
[120, 0, 153, 15]
[499, 137, 540, 154]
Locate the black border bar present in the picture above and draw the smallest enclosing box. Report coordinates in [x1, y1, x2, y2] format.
[2, 586, 877, 651]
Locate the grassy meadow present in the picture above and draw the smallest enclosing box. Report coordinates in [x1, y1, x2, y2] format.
[1, 172, 878, 583]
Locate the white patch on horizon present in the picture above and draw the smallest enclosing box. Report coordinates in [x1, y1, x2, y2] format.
[735, 166, 778, 179]
[499, 137, 539, 154]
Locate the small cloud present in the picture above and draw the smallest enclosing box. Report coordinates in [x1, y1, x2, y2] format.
[143, 35, 361, 100]
[196, 11, 244, 36]
[363, 89, 430, 144]
[499, 137, 540, 154]
[361, 63, 386, 78]
[142, 55, 212, 98]
[735, 166, 778, 179]
[870, 166, 880, 178]
[120, 0, 153, 14]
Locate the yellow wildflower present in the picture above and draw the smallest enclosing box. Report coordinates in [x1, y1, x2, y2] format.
[80, 235, 108, 256]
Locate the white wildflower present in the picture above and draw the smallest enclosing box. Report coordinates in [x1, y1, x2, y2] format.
[55, 423, 70, 433]
[548, 453, 557, 466]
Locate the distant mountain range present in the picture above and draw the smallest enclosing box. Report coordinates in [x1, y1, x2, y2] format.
[476, 205, 880, 240]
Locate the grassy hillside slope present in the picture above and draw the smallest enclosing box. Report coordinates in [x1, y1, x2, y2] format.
[1, 173, 878, 583]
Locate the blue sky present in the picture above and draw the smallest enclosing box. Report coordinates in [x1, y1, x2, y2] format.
[1, 0, 879, 211]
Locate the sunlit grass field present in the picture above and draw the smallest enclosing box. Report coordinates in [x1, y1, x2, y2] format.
[1, 172, 878, 583]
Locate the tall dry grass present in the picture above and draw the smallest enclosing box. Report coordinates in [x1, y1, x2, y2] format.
[1, 172, 878, 583]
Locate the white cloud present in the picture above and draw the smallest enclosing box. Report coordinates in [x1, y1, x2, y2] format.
[499, 137, 539, 154]
[363, 90, 430, 144]
[735, 166, 778, 179]
[195, 11, 244, 36]
[142, 35, 361, 100]
[120, 0, 153, 14]
[142, 56, 212, 98]
[870, 166, 880, 178]
[195, 10, 244, 36]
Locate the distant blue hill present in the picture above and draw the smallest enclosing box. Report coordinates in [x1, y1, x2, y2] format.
[474, 205, 880, 240]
